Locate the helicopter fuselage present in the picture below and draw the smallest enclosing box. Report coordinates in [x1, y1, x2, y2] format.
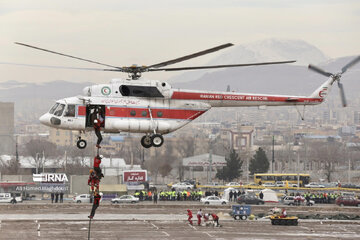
[39, 77, 330, 148]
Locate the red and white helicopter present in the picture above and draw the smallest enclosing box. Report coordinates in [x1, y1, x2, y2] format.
[13, 42, 360, 149]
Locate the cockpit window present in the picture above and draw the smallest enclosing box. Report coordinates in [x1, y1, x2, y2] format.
[119, 85, 164, 98]
[64, 104, 76, 117]
[54, 104, 65, 116]
[49, 103, 59, 114]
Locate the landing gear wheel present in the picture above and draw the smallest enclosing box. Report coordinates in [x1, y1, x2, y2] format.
[141, 135, 152, 148]
[151, 134, 164, 147]
[77, 139, 87, 149]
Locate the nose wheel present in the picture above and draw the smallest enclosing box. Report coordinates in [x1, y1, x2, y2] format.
[141, 134, 164, 148]
[77, 137, 87, 149]
[151, 134, 164, 147]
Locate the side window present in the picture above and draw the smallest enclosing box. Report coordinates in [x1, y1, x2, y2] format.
[64, 104, 76, 117]
[130, 110, 136, 116]
[157, 111, 163, 117]
[54, 104, 65, 116]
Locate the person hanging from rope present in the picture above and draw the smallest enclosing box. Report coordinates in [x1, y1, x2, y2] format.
[93, 154, 104, 179]
[88, 169, 100, 193]
[94, 118, 102, 149]
[88, 190, 102, 219]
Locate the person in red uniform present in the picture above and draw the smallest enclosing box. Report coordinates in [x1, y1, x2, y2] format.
[93, 155, 104, 179]
[94, 118, 103, 148]
[187, 209, 193, 225]
[211, 213, 219, 227]
[197, 209, 203, 226]
[89, 191, 101, 219]
[88, 169, 99, 192]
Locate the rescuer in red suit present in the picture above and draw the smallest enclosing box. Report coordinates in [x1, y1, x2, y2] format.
[211, 213, 219, 226]
[88, 191, 102, 219]
[88, 169, 99, 192]
[187, 209, 193, 225]
[94, 119, 102, 148]
[93, 155, 104, 179]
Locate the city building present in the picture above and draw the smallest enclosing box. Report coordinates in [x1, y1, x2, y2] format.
[0, 102, 15, 155]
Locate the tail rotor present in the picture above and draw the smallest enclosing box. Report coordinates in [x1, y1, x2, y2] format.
[308, 56, 360, 107]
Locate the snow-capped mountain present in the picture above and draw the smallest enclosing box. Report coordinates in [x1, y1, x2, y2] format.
[169, 39, 329, 84]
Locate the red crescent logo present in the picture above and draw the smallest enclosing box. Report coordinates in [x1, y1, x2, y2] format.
[319, 90, 326, 98]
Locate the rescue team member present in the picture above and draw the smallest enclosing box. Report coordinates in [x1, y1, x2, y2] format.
[187, 209, 193, 225]
[88, 191, 101, 219]
[210, 213, 220, 227]
[93, 155, 104, 179]
[281, 209, 287, 218]
[94, 119, 102, 148]
[203, 213, 209, 223]
[88, 169, 99, 192]
[197, 209, 203, 226]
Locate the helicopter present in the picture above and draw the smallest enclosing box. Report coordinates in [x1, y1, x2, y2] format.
[10, 42, 360, 149]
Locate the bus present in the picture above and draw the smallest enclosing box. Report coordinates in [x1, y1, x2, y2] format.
[254, 173, 310, 187]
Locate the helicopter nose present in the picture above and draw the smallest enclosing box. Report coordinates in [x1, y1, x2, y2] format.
[39, 113, 50, 126]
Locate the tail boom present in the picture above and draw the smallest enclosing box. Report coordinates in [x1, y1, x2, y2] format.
[171, 90, 323, 107]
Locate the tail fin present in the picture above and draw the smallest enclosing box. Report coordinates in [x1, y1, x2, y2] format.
[309, 77, 335, 100]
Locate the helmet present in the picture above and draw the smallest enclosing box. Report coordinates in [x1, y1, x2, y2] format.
[187, 209, 190, 212]
[94, 119, 98, 123]
[99, 155, 103, 159]
[89, 169, 94, 174]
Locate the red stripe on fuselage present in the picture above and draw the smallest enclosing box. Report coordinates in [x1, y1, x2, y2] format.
[77, 106, 206, 120]
[171, 91, 323, 103]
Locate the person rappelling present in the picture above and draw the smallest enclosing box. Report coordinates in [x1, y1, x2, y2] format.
[93, 154, 104, 180]
[88, 169, 100, 193]
[88, 190, 102, 219]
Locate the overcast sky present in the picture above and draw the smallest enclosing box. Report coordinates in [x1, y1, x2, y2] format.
[0, 0, 359, 84]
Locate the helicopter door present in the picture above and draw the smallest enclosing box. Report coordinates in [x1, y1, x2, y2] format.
[85, 105, 106, 128]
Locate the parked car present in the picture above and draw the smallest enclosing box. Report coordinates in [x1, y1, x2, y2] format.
[237, 195, 265, 205]
[171, 182, 194, 190]
[226, 182, 240, 186]
[262, 182, 276, 188]
[335, 196, 360, 207]
[275, 181, 285, 187]
[0, 193, 19, 203]
[111, 195, 139, 204]
[341, 184, 360, 189]
[305, 182, 325, 188]
[200, 196, 228, 205]
[282, 196, 314, 206]
[73, 194, 91, 203]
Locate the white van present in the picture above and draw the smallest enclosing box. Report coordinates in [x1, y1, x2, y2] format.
[0, 193, 16, 203]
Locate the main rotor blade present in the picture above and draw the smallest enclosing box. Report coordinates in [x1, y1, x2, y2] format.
[148, 60, 296, 72]
[147, 43, 234, 69]
[15, 42, 123, 71]
[338, 82, 347, 107]
[341, 56, 360, 74]
[308, 64, 332, 77]
[0, 62, 111, 71]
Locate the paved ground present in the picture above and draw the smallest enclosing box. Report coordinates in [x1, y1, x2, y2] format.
[1, 219, 360, 240]
[0, 202, 359, 239]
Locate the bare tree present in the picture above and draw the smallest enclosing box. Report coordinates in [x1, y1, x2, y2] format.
[159, 162, 172, 183]
[0, 156, 20, 174]
[24, 139, 59, 172]
[308, 140, 345, 182]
